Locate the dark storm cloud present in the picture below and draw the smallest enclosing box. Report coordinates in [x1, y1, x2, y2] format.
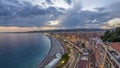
[59, 1, 120, 28]
[0, 0, 33, 17]
[94, 2, 120, 19]
[0, 0, 61, 17]
[0, 0, 63, 27]
[1, 16, 50, 27]
[60, 10, 112, 28]
[46, 0, 53, 4]
[65, 0, 72, 5]
[95, 7, 106, 12]
[0, 0, 120, 28]
[58, 0, 112, 28]
[17, 6, 62, 17]
[108, 2, 120, 17]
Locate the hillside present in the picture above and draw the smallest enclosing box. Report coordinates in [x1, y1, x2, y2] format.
[101, 27, 120, 42]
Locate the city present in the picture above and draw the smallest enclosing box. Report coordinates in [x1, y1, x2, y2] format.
[41, 27, 120, 68]
[0, 0, 120, 68]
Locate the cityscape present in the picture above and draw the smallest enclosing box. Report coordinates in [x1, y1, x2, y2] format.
[0, 0, 120, 68]
[40, 27, 120, 68]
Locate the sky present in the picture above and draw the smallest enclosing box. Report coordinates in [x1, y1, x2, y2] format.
[0, 0, 120, 32]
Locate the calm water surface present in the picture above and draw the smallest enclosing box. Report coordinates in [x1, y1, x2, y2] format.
[0, 33, 51, 68]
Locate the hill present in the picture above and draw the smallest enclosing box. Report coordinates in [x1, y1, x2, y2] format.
[101, 27, 120, 42]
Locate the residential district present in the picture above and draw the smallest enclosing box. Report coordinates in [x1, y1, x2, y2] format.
[41, 28, 120, 68]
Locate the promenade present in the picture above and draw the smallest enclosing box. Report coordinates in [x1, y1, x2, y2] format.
[58, 36, 81, 68]
[39, 36, 64, 68]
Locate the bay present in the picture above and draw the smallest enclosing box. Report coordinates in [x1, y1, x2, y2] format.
[0, 33, 51, 68]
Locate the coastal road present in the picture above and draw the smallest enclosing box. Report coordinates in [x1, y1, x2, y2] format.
[59, 36, 81, 68]
[68, 48, 80, 68]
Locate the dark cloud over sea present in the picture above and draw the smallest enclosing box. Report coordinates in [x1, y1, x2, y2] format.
[0, 0, 120, 28]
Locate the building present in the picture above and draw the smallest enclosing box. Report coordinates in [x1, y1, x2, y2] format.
[78, 49, 89, 68]
[89, 38, 120, 68]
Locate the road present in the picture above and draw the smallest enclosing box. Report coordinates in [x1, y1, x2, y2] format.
[69, 48, 80, 68]
[59, 36, 81, 68]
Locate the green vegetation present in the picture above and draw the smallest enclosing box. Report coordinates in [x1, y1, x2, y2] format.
[101, 27, 120, 42]
[56, 53, 70, 68]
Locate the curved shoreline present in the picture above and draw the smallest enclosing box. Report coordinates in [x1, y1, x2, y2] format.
[39, 35, 64, 68]
[38, 35, 52, 66]
[39, 35, 53, 67]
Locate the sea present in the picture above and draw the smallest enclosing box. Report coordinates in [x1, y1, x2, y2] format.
[0, 33, 51, 68]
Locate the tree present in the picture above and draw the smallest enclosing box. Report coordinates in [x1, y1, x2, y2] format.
[101, 27, 120, 42]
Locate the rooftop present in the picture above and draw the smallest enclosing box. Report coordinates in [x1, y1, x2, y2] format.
[110, 42, 120, 53]
[78, 60, 88, 68]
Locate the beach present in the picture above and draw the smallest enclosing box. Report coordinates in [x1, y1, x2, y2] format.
[39, 36, 64, 68]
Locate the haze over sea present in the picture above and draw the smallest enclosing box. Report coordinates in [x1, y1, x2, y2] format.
[0, 33, 51, 68]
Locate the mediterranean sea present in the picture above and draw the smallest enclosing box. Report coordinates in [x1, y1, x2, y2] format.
[0, 33, 51, 68]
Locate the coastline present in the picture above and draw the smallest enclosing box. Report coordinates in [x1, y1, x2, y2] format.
[39, 35, 64, 68]
[38, 35, 52, 67]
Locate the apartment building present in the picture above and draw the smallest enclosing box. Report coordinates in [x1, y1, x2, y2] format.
[89, 38, 120, 68]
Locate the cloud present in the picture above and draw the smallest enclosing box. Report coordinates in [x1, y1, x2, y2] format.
[57, 0, 120, 29]
[46, 0, 53, 4]
[0, 0, 120, 31]
[108, 18, 120, 26]
[0, 0, 62, 17]
[102, 18, 120, 29]
[0, 0, 63, 27]
[46, 20, 61, 27]
[100, 2, 120, 29]
[106, 2, 120, 17]
[59, 2, 112, 28]
[65, 0, 72, 5]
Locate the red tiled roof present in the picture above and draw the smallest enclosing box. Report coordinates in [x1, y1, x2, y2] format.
[110, 42, 120, 52]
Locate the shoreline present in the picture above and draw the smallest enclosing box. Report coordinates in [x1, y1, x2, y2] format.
[39, 35, 64, 68]
[38, 35, 53, 67]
